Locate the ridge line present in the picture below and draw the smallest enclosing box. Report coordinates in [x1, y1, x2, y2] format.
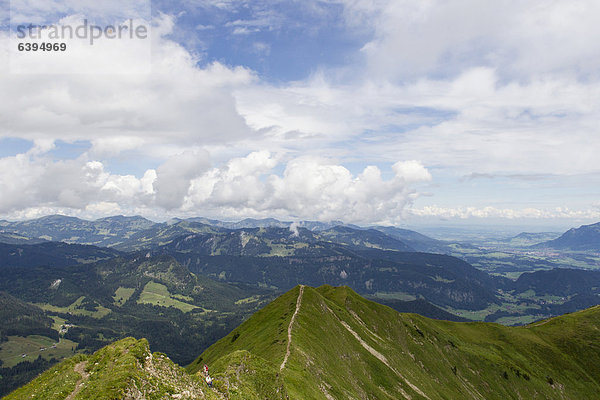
[66, 361, 89, 400]
[323, 302, 431, 400]
[280, 285, 304, 371]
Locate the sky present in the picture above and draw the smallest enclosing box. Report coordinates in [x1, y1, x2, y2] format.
[1, 0, 599, 230]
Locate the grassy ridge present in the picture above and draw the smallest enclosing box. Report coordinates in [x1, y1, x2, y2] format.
[3, 338, 220, 400]
[5, 286, 600, 399]
[191, 285, 600, 399]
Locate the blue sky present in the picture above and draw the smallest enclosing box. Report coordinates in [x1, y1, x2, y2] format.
[1, 0, 600, 229]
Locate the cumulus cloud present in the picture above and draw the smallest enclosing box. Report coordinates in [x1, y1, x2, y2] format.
[1, 14, 256, 158]
[237, 66, 600, 176]
[0, 150, 154, 216]
[2, 2, 599, 225]
[183, 152, 431, 224]
[154, 150, 211, 209]
[0, 148, 430, 224]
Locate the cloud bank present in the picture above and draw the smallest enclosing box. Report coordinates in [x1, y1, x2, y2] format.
[1, 1, 600, 224]
[0, 150, 431, 224]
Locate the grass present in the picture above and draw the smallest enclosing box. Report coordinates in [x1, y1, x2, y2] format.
[35, 296, 111, 319]
[3, 354, 86, 400]
[0, 335, 77, 367]
[191, 285, 600, 399]
[495, 315, 543, 326]
[112, 287, 135, 306]
[172, 293, 194, 302]
[5, 338, 221, 400]
[137, 281, 199, 313]
[8, 287, 600, 399]
[372, 291, 417, 301]
[234, 295, 261, 305]
[50, 316, 67, 331]
[209, 350, 287, 399]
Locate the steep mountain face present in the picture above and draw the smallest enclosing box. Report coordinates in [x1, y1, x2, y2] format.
[114, 221, 224, 252]
[139, 225, 417, 256]
[318, 226, 415, 252]
[535, 222, 600, 251]
[0, 242, 122, 268]
[177, 245, 499, 310]
[190, 285, 600, 399]
[370, 225, 450, 253]
[0, 215, 156, 247]
[154, 226, 321, 257]
[514, 268, 600, 296]
[0, 292, 57, 341]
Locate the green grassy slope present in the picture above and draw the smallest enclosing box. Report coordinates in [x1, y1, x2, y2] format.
[6, 286, 600, 399]
[3, 338, 220, 400]
[190, 285, 600, 399]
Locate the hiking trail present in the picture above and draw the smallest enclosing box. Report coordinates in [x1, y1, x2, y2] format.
[65, 361, 89, 400]
[280, 285, 304, 371]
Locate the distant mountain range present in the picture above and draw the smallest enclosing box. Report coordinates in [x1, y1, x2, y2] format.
[1, 216, 599, 316]
[0, 242, 121, 268]
[499, 231, 562, 247]
[8, 286, 600, 399]
[4, 215, 599, 254]
[534, 222, 600, 251]
[0, 214, 448, 253]
[0, 215, 155, 248]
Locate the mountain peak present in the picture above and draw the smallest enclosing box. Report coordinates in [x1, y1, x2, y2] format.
[535, 221, 600, 251]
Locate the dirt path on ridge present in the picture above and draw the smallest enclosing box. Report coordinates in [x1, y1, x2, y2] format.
[280, 285, 304, 371]
[65, 361, 89, 400]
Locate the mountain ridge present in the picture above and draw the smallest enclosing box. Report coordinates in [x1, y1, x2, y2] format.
[188, 285, 600, 399]
[534, 222, 600, 251]
[6, 286, 600, 399]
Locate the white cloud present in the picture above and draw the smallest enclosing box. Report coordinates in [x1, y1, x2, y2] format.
[9, 0, 151, 24]
[0, 147, 430, 224]
[183, 153, 431, 224]
[2, 2, 600, 224]
[409, 206, 600, 221]
[0, 152, 152, 214]
[1, 14, 256, 157]
[339, 0, 600, 80]
[154, 149, 211, 210]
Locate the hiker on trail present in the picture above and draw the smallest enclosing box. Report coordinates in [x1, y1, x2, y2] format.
[203, 364, 209, 375]
[205, 375, 213, 387]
